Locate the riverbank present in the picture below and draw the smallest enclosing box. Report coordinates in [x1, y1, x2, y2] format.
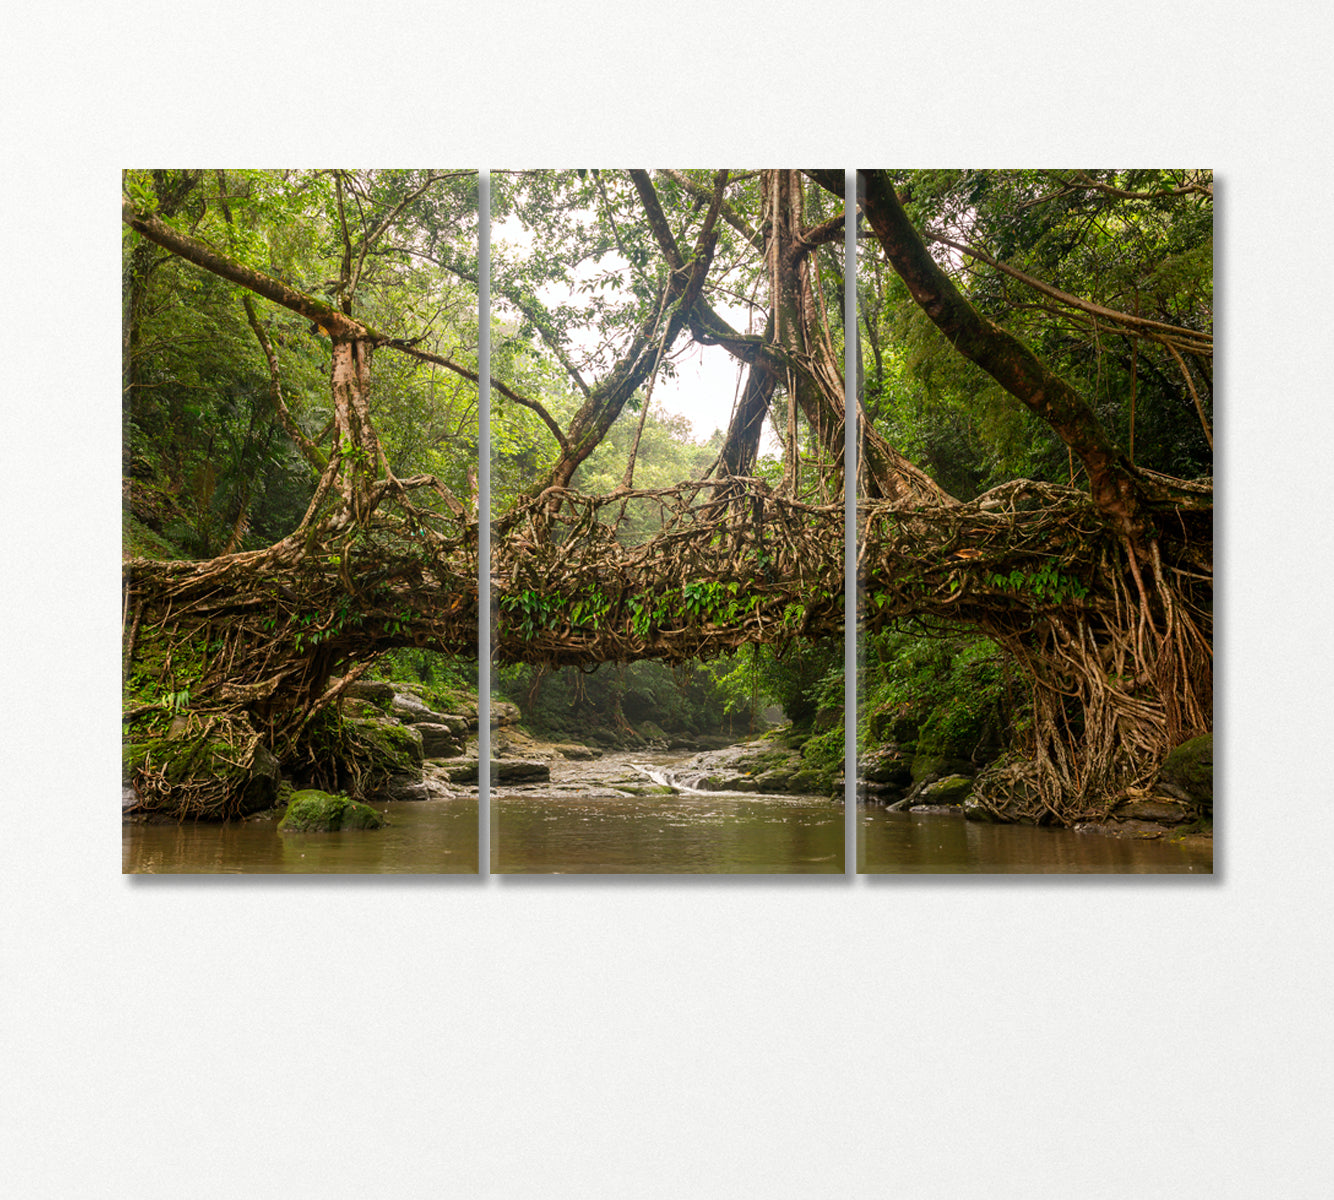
[126, 665, 1211, 859]
[856, 732, 1213, 849]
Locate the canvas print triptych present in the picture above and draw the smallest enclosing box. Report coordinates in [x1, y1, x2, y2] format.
[122, 168, 1214, 875]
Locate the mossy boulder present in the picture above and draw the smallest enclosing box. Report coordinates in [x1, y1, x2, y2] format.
[787, 769, 826, 794]
[278, 790, 384, 832]
[920, 774, 974, 806]
[344, 716, 423, 772]
[910, 720, 978, 782]
[858, 745, 913, 787]
[638, 720, 669, 744]
[1158, 734, 1213, 812]
[865, 702, 921, 745]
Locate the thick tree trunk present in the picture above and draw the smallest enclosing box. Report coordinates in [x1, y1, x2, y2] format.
[329, 335, 384, 512]
[717, 356, 777, 478]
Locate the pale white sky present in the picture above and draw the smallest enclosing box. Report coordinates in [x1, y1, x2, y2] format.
[492, 211, 778, 452]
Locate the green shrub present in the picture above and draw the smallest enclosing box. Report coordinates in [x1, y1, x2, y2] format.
[859, 629, 1023, 765]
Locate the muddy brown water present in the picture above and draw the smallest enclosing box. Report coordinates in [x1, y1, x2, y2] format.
[121, 748, 1211, 876]
[123, 797, 479, 874]
[858, 805, 1213, 874]
[490, 749, 844, 874]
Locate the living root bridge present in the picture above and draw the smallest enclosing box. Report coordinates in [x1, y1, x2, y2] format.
[123, 471, 1210, 826]
[491, 478, 847, 667]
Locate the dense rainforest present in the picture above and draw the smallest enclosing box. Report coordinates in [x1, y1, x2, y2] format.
[121, 168, 1211, 828]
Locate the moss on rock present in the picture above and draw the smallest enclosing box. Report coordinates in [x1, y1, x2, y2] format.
[920, 774, 973, 806]
[278, 789, 385, 832]
[345, 716, 423, 772]
[1159, 734, 1213, 812]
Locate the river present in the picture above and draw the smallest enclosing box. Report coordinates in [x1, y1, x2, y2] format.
[490, 749, 844, 874]
[123, 796, 479, 874]
[122, 746, 1211, 875]
[858, 805, 1213, 874]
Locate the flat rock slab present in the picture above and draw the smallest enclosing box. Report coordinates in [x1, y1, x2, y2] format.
[1115, 796, 1192, 823]
[554, 743, 602, 760]
[344, 680, 395, 702]
[492, 759, 550, 784]
[432, 758, 551, 785]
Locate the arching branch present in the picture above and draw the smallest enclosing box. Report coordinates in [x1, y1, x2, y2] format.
[122, 196, 366, 338]
[929, 232, 1212, 357]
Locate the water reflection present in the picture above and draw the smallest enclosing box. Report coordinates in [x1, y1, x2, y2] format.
[123, 798, 479, 874]
[858, 807, 1212, 874]
[492, 790, 844, 874]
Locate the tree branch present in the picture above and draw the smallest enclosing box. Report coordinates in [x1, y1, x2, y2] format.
[122, 196, 366, 338]
[857, 169, 1145, 535]
[394, 347, 569, 452]
[1059, 169, 1213, 201]
[660, 169, 764, 252]
[627, 170, 685, 272]
[930, 232, 1213, 356]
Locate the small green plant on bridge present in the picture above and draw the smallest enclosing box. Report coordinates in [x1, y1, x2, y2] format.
[986, 560, 1088, 605]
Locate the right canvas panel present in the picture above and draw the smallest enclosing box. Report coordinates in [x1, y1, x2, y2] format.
[854, 169, 1213, 873]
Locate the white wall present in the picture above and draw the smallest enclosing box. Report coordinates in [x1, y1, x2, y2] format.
[3, 4, 1330, 1196]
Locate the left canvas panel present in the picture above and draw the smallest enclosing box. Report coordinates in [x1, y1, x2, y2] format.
[122, 169, 482, 873]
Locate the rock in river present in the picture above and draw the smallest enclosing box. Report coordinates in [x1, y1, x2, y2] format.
[278, 789, 384, 832]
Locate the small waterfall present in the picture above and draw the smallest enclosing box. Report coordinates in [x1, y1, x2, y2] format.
[629, 763, 709, 794]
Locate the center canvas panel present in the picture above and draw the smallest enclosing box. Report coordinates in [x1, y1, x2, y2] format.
[487, 169, 847, 874]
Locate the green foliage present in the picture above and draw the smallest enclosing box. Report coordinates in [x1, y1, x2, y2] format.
[800, 724, 846, 784]
[859, 629, 1024, 761]
[708, 638, 841, 727]
[861, 168, 1213, 494]
[160, 687, 191, 716]
[367, 649, 478, 700]
[494, 657, 758, 741]
[124, 168, 480, 558]
[986, 560, 1089, 605]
